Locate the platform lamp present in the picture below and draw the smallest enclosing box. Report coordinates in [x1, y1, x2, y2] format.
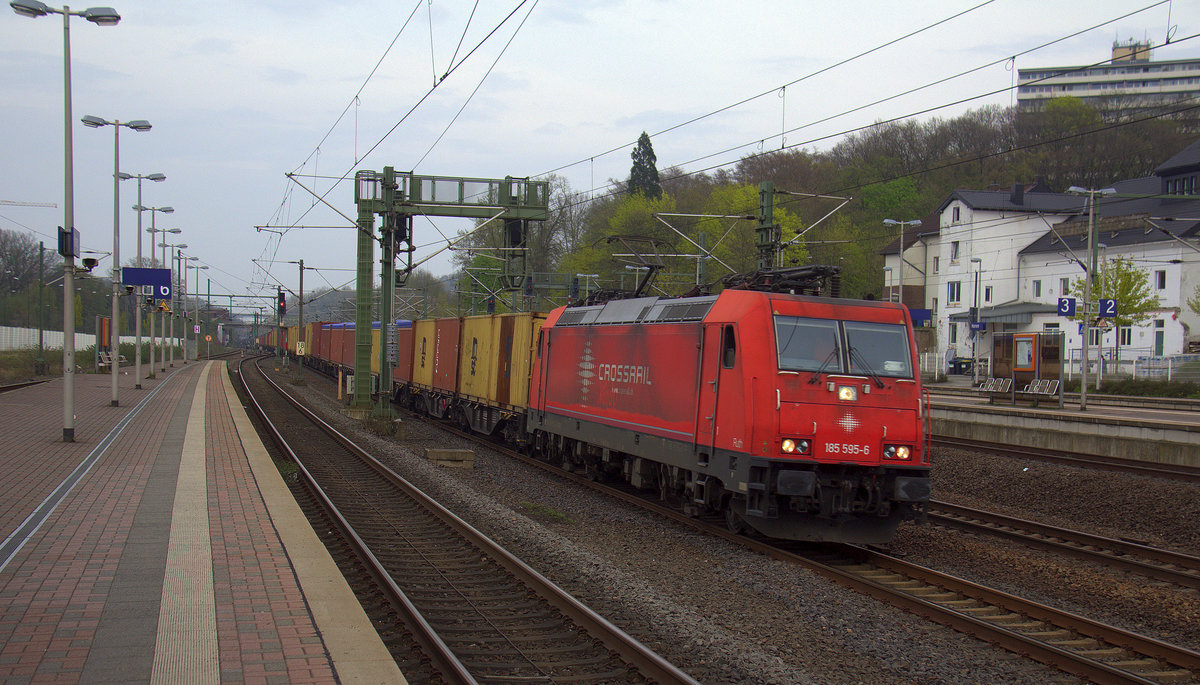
[146, 223, 180, 373]
[122, 173, 165, 388]
[187, 263, 207, 361]
[12, 0, 121, 441]
[133, 205, 172, 379]
[181, 255, 198, 359]
[159, 241, 186, 366]
[81, 115, 150, 407]
[970, 257, 983, 384]
[1066, 186, 1116, 412]
[882, 219, 921, 310]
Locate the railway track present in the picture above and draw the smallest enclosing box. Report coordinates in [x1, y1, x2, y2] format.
[0, 379, 47, 393]
[237, 358, 698, 685]
[928, 500, 1200, 590]
[932, 435, 1200, 483]
[393, 402, 1200, 684]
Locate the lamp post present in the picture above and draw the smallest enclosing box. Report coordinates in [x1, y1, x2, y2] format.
[882, 219, 921, 310]
[188, 263, 207, 360]
[122, 173, 165, 388]
[133, 204, 172, 379]
[1066, 186, 1116, 411]
[970, 257, 983, 384]
[882, 266, 893, 301]
[143, 221, 179, 374]
[81, 115, 150, 407]
[183, 256, 197, 359]
[160, 241, 186, 366]
[12, 0, 121, 441]
[154, 231, 180, 371]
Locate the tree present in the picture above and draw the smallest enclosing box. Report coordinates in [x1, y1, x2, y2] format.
[1188, 282, 1200, 317]
[1067, 256, 1160, 362]
[628, 131, 662, 199]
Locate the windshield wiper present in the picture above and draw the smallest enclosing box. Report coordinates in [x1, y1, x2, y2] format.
[807, 348, 841, 384]
[848, 347, 886, 388]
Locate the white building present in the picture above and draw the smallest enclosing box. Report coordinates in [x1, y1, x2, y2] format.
[1017, 39, 1200, 119]
[886, 139, 1200, 374]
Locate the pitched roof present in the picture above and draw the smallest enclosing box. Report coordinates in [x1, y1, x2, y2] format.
[1154, 138, 1200, 176]
[935, 189, 1083, 216]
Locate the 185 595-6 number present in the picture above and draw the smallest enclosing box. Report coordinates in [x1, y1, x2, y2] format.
[825, 442, 870, 456]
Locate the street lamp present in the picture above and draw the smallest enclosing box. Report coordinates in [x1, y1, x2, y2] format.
[182, 255, 197, 359]
[121, 173, 165, 388]
[82, 115, 150, 407]
[160, 241, 186, 366]
[187, 263, 207, 360]
[1066, 186, 1116, 411]
[135, 210, 174, 376]
[151, 228, 181, 371]
[882, 219, 921, 310]
[13, 0, 121, 441]
[970, 257, 983, 384]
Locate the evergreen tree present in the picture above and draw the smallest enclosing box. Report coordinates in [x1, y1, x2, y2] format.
[628, 131, 662, 199]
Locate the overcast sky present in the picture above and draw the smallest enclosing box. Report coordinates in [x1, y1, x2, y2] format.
[2, 0, 1196, 318]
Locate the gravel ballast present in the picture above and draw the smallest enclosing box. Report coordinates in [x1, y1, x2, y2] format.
[261, 366, 1196, 684]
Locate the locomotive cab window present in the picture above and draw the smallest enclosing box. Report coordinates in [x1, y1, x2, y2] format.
[844, 321, 913, 379]
[775, 317, 842, 373]
[722, 325, 736, 368]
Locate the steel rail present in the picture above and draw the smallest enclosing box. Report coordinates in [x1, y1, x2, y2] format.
[932, 435, 1200, 483]
[243, 358, 700, 685]
[409, 409, 1200, 684]
[237, 357, 477, 685]
[928, 500, 1200, 590]
[0, 379, 49, 393]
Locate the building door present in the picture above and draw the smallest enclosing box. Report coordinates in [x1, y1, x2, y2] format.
[1155, 320, 1165, 356]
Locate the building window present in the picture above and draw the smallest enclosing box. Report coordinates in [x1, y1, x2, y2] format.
[1032, 280, 1042, 298]
[948, 281, 961, 304]
[933, 256, 940, 274]
[949, 324, 958, 344]
[1119, 327, 1132, 346]
[932, 298, 938, 317]
[1089, 328, 1102, 345]
[984, 285, 992, 303]
[1156, 270, 1167, 290]
[951, 241, 960, 261]
[952, 206, 960, 223]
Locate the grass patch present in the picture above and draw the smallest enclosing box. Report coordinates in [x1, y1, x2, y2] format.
[274, 458, 300, 483]
[518, 501, 573, 524]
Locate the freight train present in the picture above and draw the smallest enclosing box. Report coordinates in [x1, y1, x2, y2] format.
[260, 289, 930, 543]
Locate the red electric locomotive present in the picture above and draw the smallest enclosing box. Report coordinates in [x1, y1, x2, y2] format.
[526, 289, 929, 543]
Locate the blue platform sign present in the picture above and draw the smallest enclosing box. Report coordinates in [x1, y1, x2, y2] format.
[1057, 297, 1076, 316]
[123, 267, 172, 300]
[1099, 298, 1118, 318]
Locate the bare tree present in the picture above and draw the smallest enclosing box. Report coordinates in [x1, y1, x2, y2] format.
[0, 228, 59, 289]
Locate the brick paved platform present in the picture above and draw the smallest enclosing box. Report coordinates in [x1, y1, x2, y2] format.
[0, 360, 403, 684]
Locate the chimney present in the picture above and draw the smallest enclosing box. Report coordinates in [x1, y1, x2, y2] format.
[1010, 183, 1024, 205]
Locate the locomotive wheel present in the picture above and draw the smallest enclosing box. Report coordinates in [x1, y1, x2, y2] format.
[724, 500, 748, 535]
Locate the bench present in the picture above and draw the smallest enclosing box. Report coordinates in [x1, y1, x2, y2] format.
[976, 377, 1012, 402]
[1016, 378, 1060, 407]
[97, 351, 128, 370]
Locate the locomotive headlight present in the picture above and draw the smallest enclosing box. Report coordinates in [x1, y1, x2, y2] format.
[781, 438, 811, 455]
[837, 385, 858, 402]
[883, 445, 912, 461]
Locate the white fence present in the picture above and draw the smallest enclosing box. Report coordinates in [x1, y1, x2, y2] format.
[1133, 354, 1200, 382]
[0, 325, 177, 352]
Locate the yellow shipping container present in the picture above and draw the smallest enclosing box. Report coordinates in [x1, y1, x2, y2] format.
[287, 325, 300, 355]
[458, 315, 497, 404]
[457, 312, 544, 410]
[412, 319, 436, 388]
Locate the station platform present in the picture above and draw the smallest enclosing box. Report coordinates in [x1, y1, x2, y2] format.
[0, 360, 403, 683]
[927, 377, 1200, 466]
